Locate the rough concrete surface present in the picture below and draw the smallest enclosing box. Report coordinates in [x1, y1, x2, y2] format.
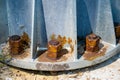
[0, 53, 120, 80]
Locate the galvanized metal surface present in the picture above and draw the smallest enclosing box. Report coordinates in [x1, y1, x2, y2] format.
[95, 0, 116, 45]
[7, 0, 34, 37]
[42, 0, 77, 60]
[76, 0, 92, 38]
[1, 54, 120, 80]
[0, 0, 8, 44]
[34, 0, 47, 48]
[0, 41, 119, 71]
[0, 0, 120, 71]
[85, 0, 116, 45]
[111, 0, 120, 22]
[84, 0, 98, 32]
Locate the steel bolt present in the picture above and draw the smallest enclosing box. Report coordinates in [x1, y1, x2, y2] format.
[47, 40, 62, 59]
[86, 33, 100, 52]
[9, 35, 23, 55]
[115, 24, 120, 38]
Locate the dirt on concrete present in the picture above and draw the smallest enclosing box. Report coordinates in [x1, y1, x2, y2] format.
[0, 53, 120, 80]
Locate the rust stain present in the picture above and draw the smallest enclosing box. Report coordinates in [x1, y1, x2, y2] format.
[47, 40, 62, 59]
[46, 34, 75, 60]
[86, 33, 100, 52]
[8, 32, 30, 55]
[50, 34, 75, 53]
[115, 26, 120, 38]
[40, 34, 76, 62]
[83, 46, 108, 61]
[21, 32, 30, 49]
[57, 49, 68, 59]
[38, 51, 56, 62]
[36, 63, 69, 71]
[68, 37, 72, 44]
[37, 49, 69, 62]
[21, 32, 30, 43]
[114, 22, 120, 38]
[50, 34, 56, 40]
[57, 35, 62, 42]
[70, 44, 74, 53]
[10, 48, 30, 59]
[9, 35, 23, 55]
[57, 35, 67, 46]
[50, 34, 67, 46]
[68, 37, 74, 53]
[2, 40, 30, 59]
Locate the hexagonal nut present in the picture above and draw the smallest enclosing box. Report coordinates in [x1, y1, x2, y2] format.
[86, 33, 100, 52]
[9, 35, 23, 55]
[115, 25, 120, 38]
[47, 40, 62, 59]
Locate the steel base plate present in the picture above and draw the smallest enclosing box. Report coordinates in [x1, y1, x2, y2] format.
[0, 41, 120, 71]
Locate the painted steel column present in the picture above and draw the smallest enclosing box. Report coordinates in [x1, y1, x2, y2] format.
[111, 0, 120, 23]
[34, 0, 47, 48]
[0, 0, 8, 44]
[93, 0, 116, 45]
[77, 0, 92, 39]
[84, 0, 98, 32]
[7, 0, 35, 58]
[6, 0, 34, 37]
[42, 0, 77, 60]
[32, 0, 47, 59]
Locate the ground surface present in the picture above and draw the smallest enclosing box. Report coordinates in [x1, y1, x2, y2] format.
[0, 53, 120, 80]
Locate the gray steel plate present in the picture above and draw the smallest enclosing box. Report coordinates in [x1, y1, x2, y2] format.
[0, 41, 120, 71]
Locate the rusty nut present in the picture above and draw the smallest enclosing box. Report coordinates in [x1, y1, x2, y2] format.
[47, 40, 62, 59]
[9, 35, 23, 55]
[115, 25, 120, 38]
[86, 33, 100, 52]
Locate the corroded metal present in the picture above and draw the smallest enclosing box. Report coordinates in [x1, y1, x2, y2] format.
[111, 0, 120, 23]
[86, 33, 100, 52]
[85, 0, 116, 45]
[34, 0, 47, 48]
[114, 23, 120, 38]
[47, 40, 62, 59]
[0, 0, 120, 71]
[42, 0, 77, 60]
[7, 0, 34, 37]
[0, 41, 119, 71]
[0, 0, 8, 44]
[9, 35, 23, 55]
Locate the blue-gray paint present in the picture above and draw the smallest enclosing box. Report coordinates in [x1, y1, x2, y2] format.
[7, 0, 34, 37]
[34, 0, 47, 47]
[0, 0, 120, 71]
[77, 0, 92, 39]
[95, 0, 116, 45]
[42, 0, 77, 59]
[111, 0, 120, 23]
[84, 0, 98, 32]
[32, 0, 48, 59]
[84, 0, 116, 45]
[0, 0, 8, 44]
[42, 0, 76, 39]
[0, 0, 119, 57]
